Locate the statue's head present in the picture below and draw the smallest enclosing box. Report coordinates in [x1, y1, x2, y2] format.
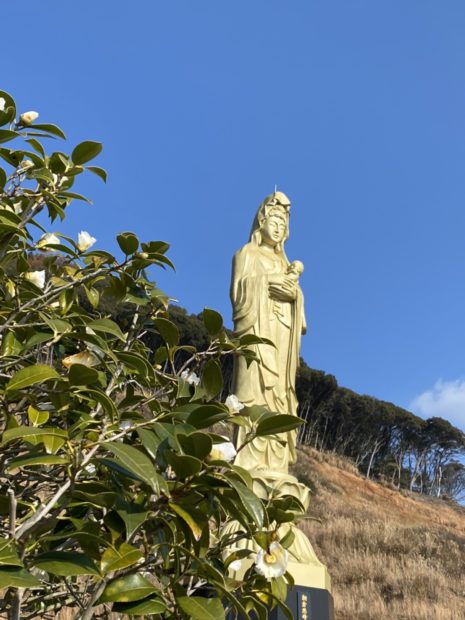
[249, 191, 291, 253]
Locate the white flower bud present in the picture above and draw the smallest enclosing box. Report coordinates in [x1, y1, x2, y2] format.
[19, 159, 34, 170]
[207, 441, 237, 463]
[77, 230, 97, 252]
[225, 394, 245, 414]
[180, 369, 200, 386]
[37, 233, 60, 249]
[24, 270, 45, 289]
[20, 111, 39, 125]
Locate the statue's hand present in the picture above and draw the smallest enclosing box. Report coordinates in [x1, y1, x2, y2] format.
[268, 276, 297, 301]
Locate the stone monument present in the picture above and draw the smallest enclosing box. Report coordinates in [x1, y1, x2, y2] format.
[230, 191, 333, 619]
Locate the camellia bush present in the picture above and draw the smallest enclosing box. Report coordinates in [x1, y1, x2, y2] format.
[0, 91, 305, 619]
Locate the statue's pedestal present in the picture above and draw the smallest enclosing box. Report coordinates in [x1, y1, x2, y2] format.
[226, 471, 333, 618]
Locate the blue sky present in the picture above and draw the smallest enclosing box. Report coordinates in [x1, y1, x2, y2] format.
[3, 1, 465, 429]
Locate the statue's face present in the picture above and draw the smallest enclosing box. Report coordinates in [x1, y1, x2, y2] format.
[261, 213, 287, 246]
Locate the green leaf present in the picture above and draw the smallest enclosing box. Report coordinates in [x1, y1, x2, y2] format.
[100, 543, 143, 574]
[33, 552, 100, 576]
[256, 414, 303, 436]
[87, 318, 126, 341]
[7, 453, 68, 470]
[69, 363, 99, 386]
[117, 231, 139, 255]
[116, 500, 148, 538]
[0, 567, 41, 588]
[81, 388, 118, 420]
[2, 426, 67, 445]
[1, 332, 22, 356]
[113, 597, 166, 615]
[71, 140, 102, 165]
[239, 334, 275, 347]
[186, 404, 229, 429]
[87, 165, 107, 182]
[178, 432, 212, 460]
[27, 405, 49, 426]
[26, 138, 45, 157]
[227, 478, 264, 528]
[169, 503, 203, 541]
[202, 359, 223, 398]
[5, 364, 60, 392]
[203, 307, 223, 335]
[0, 539, 22, 567]
[137, 428, 161, 460]
[153, 317, 179, 347]
[100, 573, 158, 603]
[177, 596, 225, 620]
[165, 452, 202, 480]
[102, 442, 160, 493]
[0, 130, 19, 144]
[0, 167, 6, 189]
[29, 123, 66, 139]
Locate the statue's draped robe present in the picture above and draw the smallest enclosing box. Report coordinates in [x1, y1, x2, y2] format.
[230, 242, 306, 473]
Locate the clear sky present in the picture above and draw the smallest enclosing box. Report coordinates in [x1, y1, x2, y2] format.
[3, 1, 465, 430]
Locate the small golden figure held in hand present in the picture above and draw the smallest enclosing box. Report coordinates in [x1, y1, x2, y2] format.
[230, 191, 306, 473]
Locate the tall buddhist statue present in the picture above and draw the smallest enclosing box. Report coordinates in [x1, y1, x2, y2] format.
[231, 191, 305, 472]
[229, 192, 332, 615]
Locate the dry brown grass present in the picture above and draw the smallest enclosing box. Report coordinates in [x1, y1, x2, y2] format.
[293, 447, 465, 620]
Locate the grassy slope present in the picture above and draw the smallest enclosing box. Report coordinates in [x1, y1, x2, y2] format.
[292, 447, 465, 620]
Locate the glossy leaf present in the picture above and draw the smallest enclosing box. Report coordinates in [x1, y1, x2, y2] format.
[153, 317, 179, 347]
[71, 140, 102, 165]
[0, 567, 41, 588]
[87, 318, 126, 341]
[33, 552, 100, 576]
[69, 363, 99, 386]
[256, 414, 303, 436]
[100, 542, 142, 574]
[186, 404, 229, 429]
[177, 596, 225, 620]
[202, 359, 223, 398]
[227, 478, 264, 528]
[87, 165, 107, 182]
[27, 405, 49, 426]
[7, 453, 68, 470]
[203, 307, 223, 335]
[100, 573, 158, 603]
[5, 364, 59, 392]
[102, 442, 160, 493]
[113, 597, 166, 615]
[0, 539, 22, 567]
[117, 231, 139, 255]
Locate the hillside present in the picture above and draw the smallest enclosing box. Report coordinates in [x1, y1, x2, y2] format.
[293, 447, 465, 620]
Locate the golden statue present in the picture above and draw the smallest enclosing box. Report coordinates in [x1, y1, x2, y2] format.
[229, 191, 331, 592]
[231, 191, 305, 472]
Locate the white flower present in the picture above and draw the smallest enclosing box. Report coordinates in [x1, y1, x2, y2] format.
[225, 394, 244, 414]
[52, 173, 59, 185]
[254, 542, 288, 581]
[37, 233, 60, 249]
[24, 270, 45, 289]
[119, 420, 133, 431]
[0, 97, 6, 112]
[208, 441, 237, 463]
[84, 464, 96, 475]
[229, 559, 242, 572]
[20, 111, 39, 125]
[77, 230, 96, 252]
[19, 159, 34, 170]
[180, 369, 200, 386]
